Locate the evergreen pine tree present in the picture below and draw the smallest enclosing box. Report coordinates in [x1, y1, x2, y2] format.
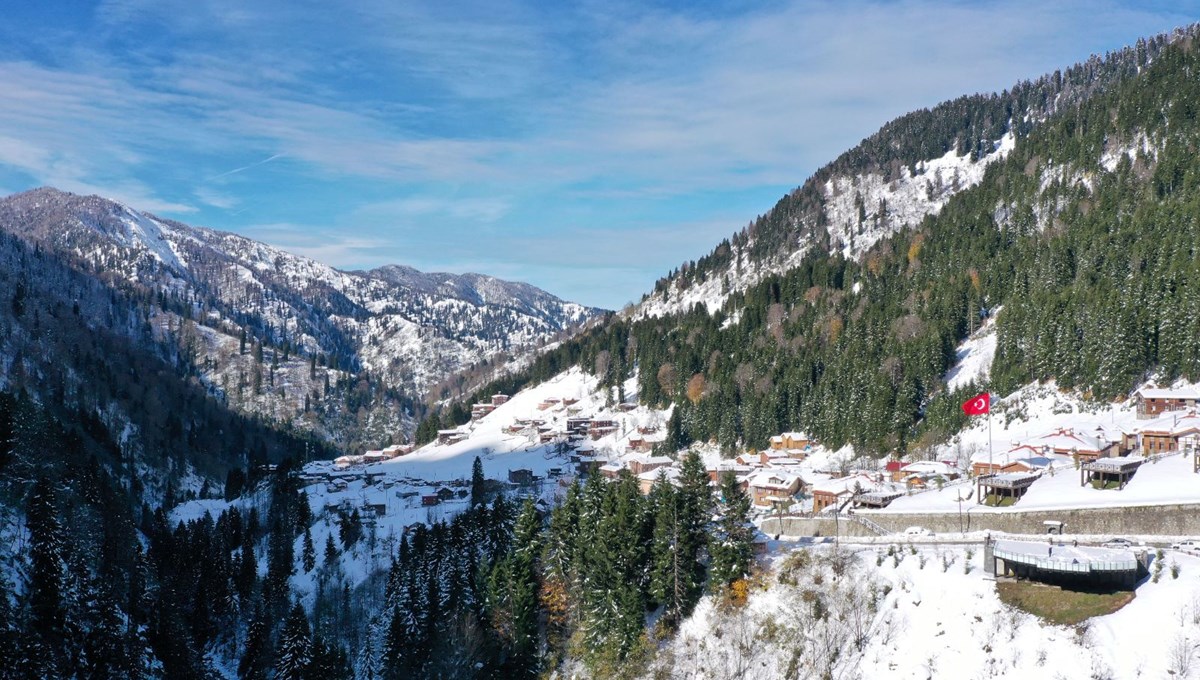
[470, 456, 486, 507]
[381, 604, 413, 680]
[0, 569, 19, 675]
[275, 602, 312, 680]
[708, 471, 755, 592]
[486, 499, 541, 678]
[647, 472, 678, 610]
[302, 528, 316, 573]
[238, 601, 271, 680]
[323, 533, 339, 569]
[25, 475, 67, 678]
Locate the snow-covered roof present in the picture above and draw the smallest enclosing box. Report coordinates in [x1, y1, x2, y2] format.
[747, 469, 802, 490]
[901, 461, 957, 476]
[1136, 387, 1200, 400]
[637, 467, 681, 484]
[1139, 411, 1200, 435]
[1017, 427, 1112, 454]
[811, 473, 880, 496]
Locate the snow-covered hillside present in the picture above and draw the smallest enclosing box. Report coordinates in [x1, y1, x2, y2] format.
[659, 542, 1200, 679]
[171, 367, 674, 598]
[636, 134, 1015, 320]
[943, 308, 1001, 391]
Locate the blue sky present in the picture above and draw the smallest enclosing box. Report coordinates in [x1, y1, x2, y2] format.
[0, 1, 1194, 309]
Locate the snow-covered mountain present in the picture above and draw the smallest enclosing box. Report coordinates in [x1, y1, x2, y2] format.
[636, 133, 1016, 319]
[0, 187, 603, 444]
[635, 30, 1183, 321]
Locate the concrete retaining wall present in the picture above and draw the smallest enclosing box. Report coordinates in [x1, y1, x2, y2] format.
[763, 502, 1200, 538]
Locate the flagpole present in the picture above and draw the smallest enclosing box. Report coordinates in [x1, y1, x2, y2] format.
[988, 394, 992, 475]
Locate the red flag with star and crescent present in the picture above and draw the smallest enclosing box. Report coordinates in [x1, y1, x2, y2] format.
[962, 392, 990, 416]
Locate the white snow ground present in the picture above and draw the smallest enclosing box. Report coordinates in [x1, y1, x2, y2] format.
[943, 309, 1000, 391]
[664, 542, 1200, 680]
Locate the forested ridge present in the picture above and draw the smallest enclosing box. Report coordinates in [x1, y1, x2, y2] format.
[655, 27, 1186, 293]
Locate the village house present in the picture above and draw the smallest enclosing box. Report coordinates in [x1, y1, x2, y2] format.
[975, 429, 1116, 474]
[735, 452, 763, 467]
[471, 402, 496, 420]
[382, 443, 414, 458]
[566, 417, 592, 435]
[437, 429, 468, 446]
[1135, 386, 1200, 419]
[811, 474, 880, 513]
[588, 419, 619, 438]
[598, 462, 624, 480]
[900, 460, 960, 482]
[537, 397, 562, 411]
[637, 466, 681, 495]
[747, 469, 803, 508]
[491, 393, 510, 406]
[706, 463, 754, 488]
[972, 447, 1063, 476]
[628, 454, 673, 476]
[421, 494, 440, 507]
[769, 431, 811, 451]
[508, 468, 535, 485]
[760, 449, 792, 466]
[362, 450, 388, 464]
[1029, 427, 1118, 462]
[627, 431, 666, 454]
[574, 456, 602, 476]
[1139, 411, 1200, 455]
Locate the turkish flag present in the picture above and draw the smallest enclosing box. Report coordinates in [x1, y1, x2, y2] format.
[962, 392, 990, 416]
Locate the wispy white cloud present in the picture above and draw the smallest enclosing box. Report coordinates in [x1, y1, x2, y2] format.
[193, 186, 239, 210]
[208, 154, 284, 181]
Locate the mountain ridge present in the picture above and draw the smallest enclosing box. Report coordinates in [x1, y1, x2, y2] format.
[0, 186, 604, 449]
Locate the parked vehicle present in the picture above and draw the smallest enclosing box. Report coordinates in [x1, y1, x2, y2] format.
[1102, 537, 1133, 549]
[904, 526, 933, 537]
[1171, 540, 1199, 551]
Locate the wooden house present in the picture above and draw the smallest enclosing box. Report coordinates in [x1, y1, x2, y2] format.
[1139, 411, 1200, 455]
[508, 468, 535, 485]
[1135, 386, 1200, 419]
[747, 470, 802, 507]
[769, 432, 811, 451]
[628, 455, 672, 476]
[810, 474, 877, 513]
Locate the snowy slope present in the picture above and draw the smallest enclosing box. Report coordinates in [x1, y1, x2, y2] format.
[171, 367, 673, 596]
[636, 134, 1015, 320]
[660, 543, 1200, 679]
[943, 307, 1001, 391]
